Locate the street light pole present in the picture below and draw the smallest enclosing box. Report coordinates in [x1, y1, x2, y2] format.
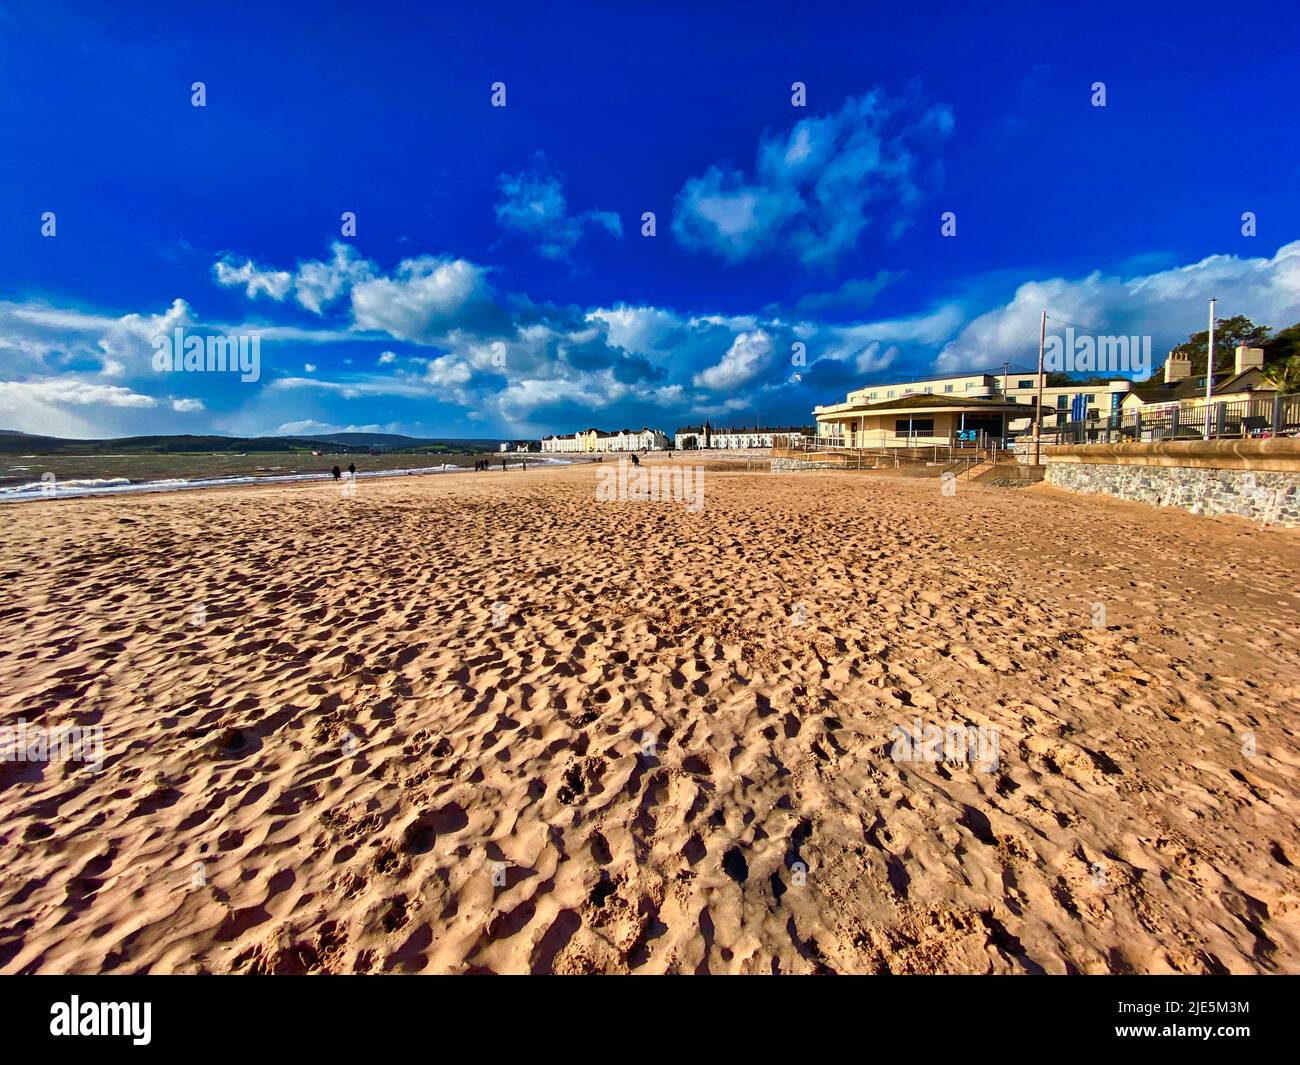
[1033, 310, 1047, 465]
[1204, 298, 1217, 440]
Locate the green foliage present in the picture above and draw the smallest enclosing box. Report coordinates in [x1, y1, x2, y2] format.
[1142, 315, 1275, 382]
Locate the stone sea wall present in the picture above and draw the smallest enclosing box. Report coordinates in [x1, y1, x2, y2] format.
[1042, 439, 1300, 526]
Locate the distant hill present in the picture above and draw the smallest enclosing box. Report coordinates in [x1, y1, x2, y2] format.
[0, 430, 502, 455]
[305, 432, 497, 449]
[306, 431, 432, 447]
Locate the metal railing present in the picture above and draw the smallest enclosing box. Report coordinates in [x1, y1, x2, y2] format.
[784, 434, 1001, 471]
[1043, 392, 1300, 445]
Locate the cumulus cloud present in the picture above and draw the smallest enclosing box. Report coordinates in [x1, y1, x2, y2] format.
[936, 240, 1300, 372]
[293, 243, 374, 314]
[212, 257, 292, 300]
[1, 297, 193, 379]
[171, 397, 205, 412]
[276, 419, 394, 436]
[693, 329, 776, 390]
[351, 256, 497, 342]
[496, 152, 623, 263]
[0, 380, 157, 408]
[214, 243, 373, 315]
[26, 233, 1287, 444]
[0, 379, 160, 438]
[673, 89, 953, 267]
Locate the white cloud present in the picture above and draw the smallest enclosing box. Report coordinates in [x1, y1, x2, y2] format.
[0, 379, 157, 408]
[276, 419, 394, 436]
[424, 356, 472, 388]
[293, 243, 373, 314]
[936, 240, 1300, 372]
[0, 379, 159, 437]
[171, 397, 205, 412]
[496, 152, 623, 263]
[693, 329, 775, 390]
[674, 89, 953, 267]
[378, 351, 397, 365]
[351, 256, 494, 342]
[213, 258, 292, 300]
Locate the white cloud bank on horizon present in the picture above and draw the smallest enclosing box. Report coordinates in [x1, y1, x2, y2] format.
[3, 239, 1300, 439]
[936, 240, 1300, 372]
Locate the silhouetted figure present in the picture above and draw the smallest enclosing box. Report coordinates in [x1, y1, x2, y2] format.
[348, 462, 356, 477]
[331, 465, 341, 481]
[630, 453, 641, 467]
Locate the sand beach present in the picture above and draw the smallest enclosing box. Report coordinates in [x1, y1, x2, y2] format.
[2, 460, 1298, 974]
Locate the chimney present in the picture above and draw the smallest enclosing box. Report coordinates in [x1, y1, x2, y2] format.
[1163, 351, 1192, 384]
[1234, 345, 1264, 375]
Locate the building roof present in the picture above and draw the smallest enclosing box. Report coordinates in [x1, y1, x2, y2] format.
[675, 425, 806, 434]
[711, 426, 807, 434]
[1126, 367, 1275, 404]
[850, 369, 1000, 390]
[819, 394, 1028, 417]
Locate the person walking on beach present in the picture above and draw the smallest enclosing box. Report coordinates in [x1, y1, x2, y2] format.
[630, 453, 641, 468]
[331, 465, 341, 481]
[348, 462, 356, 478]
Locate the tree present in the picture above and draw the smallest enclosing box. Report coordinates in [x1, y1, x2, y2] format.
[1143, 315, 1272, 381]
[1261, 355, 1300, 393]
[1254, 322, 1300, 393]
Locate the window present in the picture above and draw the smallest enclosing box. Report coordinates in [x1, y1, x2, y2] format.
[966, 382, 974, 389]
[870, 391, 878, 399]
[924, 386, 933, 394]
[887, 389, 895, 398]
[1018, 379, 1034, 389]
[944, 384, 954, 393]
[1057, 395, 1069, 408]
[896, 419, 935, 434]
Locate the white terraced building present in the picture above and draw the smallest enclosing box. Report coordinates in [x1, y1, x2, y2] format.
[540, 427, 669, 453]
[674, 421, 809, 450]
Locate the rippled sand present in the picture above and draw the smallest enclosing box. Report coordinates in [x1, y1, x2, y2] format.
[2, 460, 1298, 974]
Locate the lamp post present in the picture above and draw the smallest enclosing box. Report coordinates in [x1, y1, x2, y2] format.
[1204, 298, 1217, 440]
[1033, 310, 1047, 465]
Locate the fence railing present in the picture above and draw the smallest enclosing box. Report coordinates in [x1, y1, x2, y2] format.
[1041, 392, 1300, 445]
[809, 429, 999, 451]
[786, 434, 1001, 469]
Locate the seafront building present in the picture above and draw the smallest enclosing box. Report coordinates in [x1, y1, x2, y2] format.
[673, 422, 809, 450]
[813, 347, 1281, 447]
[1120, 346, 1277, 416]
[814, 369, 1136, 446]
[540, 427, 669, 453]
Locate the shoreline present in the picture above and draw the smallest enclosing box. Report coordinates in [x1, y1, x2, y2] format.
[0, 455, 579, 504]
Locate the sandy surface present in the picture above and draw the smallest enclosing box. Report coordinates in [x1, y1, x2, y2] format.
[2, 460, 1299, 974]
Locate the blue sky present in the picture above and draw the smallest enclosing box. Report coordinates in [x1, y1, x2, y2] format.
[2, 0, 1299, 439]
